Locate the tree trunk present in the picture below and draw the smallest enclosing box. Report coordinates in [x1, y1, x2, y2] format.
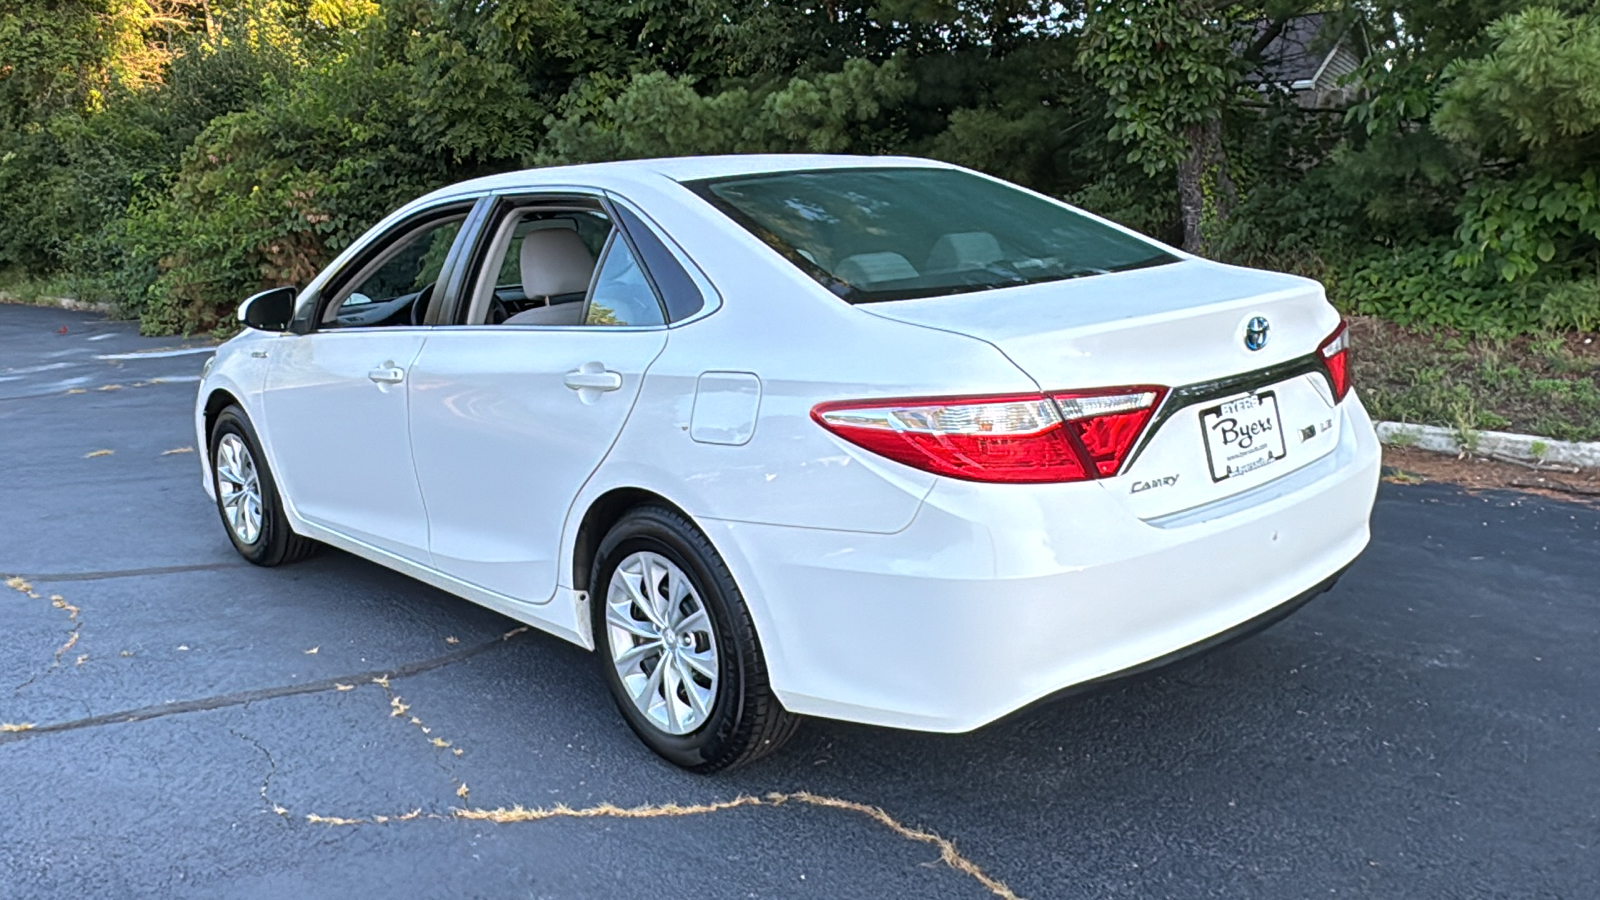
[1177, 123, 1208, 254]
[1176, 118, 1235, 255]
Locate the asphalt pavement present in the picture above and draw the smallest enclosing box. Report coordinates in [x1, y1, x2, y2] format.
[1, 302, 1596, 899]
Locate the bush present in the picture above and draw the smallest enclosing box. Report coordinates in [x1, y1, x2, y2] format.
[1325, 243, 1549, 335]
[1067, 173, 1179, 243]
[1451, 170, 1600, 281]
[113, 33, 459, 331]
[1539, 277, 1600, 332]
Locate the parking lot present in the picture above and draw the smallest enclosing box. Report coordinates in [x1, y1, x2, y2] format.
[2, 302, 1597, 899]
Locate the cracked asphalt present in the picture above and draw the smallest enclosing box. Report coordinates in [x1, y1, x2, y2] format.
[2, 302, 1597, 899]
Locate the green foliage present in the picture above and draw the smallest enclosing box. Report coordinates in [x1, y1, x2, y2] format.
[1352, 317, 1600, 442]
[120, 35, 463, 333]
[3, 0, 1600, 336]
[0, 0, 172, 129]
[1321, 241, 1591, 334]
[1452, 170, 1600, 280]
[1539, 277, 1600, 331]
[930, 106, 1070, 189]
[1078, 0, 1236, 176]
[1429, 8, 1600, 283]
[404, 29, 545, 164]
[1067, 174, 1179, 242]
[541, 60, 916, 162]
[1433, 7, 1600, 168]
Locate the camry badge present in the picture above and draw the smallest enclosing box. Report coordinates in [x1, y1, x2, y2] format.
[1130, 474, 1179, 494]
[1244, 316, 1270, 351]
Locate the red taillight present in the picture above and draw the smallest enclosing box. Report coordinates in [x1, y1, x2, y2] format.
[811, 388, 1163, 484]
[1054, 388, 1166, 477]
[1319, 320, 1351, 401]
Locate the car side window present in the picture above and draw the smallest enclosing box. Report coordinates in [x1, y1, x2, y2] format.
[586, 235, 666, 327]
[462, 203, 668, 328]
[321, 216, 464, 329]
[611, 204, 705, 322]
[463, 208, 612, 326]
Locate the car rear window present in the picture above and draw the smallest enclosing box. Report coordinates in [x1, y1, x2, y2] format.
[685, 167, 1178, 304]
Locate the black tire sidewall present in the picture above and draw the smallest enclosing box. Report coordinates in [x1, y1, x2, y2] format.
[591, 509, 753, 770]
[209, 406, 292, 566]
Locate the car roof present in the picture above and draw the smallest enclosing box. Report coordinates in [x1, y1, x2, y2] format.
[414, 154, 958, 206]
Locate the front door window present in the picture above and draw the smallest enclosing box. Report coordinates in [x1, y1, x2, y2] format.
[323, 217, 465, 329]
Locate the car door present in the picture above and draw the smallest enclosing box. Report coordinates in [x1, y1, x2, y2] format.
[261, 201, 476, 560]
[406, 195, 683, 602]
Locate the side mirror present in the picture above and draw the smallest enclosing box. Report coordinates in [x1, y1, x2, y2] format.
[238, 286, 297, 332]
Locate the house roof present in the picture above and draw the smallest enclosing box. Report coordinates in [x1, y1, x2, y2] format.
[1247, 13, 1358, 88]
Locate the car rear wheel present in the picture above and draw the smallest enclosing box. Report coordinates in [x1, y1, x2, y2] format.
[210, 405, 317, 567]
[592, 505, 798, 772]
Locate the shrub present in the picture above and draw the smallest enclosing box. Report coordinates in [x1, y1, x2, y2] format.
[1452, 170, 1600, 281]
[1539, 277, 1600, 332]
[1324, 242, 1551, 335]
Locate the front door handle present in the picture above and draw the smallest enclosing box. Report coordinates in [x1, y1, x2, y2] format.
[563, 366, 623, 393]
[367, 365, 405, 384]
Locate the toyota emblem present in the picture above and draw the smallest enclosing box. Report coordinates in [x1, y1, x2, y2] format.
[1244, 316, 1270, 351]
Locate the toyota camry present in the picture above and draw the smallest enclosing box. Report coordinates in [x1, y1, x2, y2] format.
[195, 155, 1380, 771]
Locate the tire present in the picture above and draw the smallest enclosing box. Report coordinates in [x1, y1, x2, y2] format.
[209, 405, 318, 567]
[591, 505, 798, 772]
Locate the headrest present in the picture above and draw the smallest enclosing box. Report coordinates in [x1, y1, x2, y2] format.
[834, 252, 919, 287]
[924, 231, 1003, 272]
[520, 228, 595, 300]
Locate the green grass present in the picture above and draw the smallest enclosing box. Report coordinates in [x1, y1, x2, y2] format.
[1352, 317, 1600, 443]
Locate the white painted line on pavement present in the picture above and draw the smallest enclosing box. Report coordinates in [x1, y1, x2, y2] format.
[2, 362, 76, 375]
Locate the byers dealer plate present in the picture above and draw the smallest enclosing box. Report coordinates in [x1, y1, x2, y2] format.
[1200, 391, 1288, 481]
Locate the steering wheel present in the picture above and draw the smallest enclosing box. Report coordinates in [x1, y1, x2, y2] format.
[488, 296, 511, 325]
[408, 282, 436, 326]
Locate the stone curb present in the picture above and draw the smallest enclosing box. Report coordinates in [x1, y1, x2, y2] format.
[1376, 421, 1600, 470]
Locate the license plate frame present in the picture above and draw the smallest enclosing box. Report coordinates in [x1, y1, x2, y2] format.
[1199, 390, 1288, 482]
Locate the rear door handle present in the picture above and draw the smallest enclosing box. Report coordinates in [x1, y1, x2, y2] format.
[367, 365, 405, 384]
[564, 367, 622, 392]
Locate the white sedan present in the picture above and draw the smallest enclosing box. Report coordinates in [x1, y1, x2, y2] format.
[195, 155, 1379, 771]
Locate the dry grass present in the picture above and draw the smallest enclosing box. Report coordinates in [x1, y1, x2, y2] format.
[303, 792, 1021, 899]
[46, 594, 83, 667]
[6, 578, 85, 669]
[1352, 317, 1600, 442]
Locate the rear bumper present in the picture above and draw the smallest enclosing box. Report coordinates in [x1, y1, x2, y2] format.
[701, 397, 1381, 732]
[1013, 563, 1348, 717]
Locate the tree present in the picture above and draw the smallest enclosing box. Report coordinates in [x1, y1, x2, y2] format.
[1434, 7, 1600, 279]
[1078, 0, 1243, 254]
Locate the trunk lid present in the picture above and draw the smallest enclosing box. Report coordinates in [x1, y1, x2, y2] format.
[861, 259, 1347, 519]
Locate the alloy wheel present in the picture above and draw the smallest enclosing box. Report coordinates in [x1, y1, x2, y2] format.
[215, 433, 263, 545]
[605, 551, 720, 735]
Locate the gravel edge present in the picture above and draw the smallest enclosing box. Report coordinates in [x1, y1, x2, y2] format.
[0, 293, 116, 315]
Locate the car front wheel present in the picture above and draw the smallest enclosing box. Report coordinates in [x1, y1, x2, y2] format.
[210, 405, 317, 567]
[592, 505, 798, 772]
